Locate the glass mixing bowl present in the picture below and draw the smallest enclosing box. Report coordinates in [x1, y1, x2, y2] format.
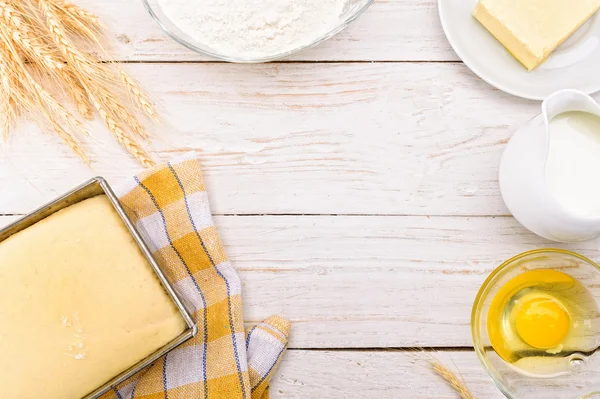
[142, 0, 374, 62]
[472, 249, 600, 399]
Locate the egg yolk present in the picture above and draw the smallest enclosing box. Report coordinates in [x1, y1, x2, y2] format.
[514, 296, 570, 349]
[486, 269, 576, 362]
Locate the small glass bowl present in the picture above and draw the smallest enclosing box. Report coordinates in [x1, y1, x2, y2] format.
[472, 249, 600, 399]
[143, 0, 374, 63]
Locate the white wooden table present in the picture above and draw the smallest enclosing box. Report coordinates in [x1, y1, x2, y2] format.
[3, 1, 594, 397]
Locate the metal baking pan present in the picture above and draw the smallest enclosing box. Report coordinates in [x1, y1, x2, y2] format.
[0, 177, 197, 399]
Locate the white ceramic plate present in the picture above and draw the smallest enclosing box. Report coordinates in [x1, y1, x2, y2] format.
[438, 0, 600, 100]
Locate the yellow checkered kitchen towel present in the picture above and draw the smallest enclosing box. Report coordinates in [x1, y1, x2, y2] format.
[100, 153, 290, 399]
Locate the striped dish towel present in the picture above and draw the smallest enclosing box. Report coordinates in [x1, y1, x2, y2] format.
[101, 153, 290, 399]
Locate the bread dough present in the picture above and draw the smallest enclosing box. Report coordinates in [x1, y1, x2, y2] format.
[0, 195, 186, 399]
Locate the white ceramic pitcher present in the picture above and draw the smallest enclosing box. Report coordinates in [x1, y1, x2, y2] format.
[499, 89, 600, 243]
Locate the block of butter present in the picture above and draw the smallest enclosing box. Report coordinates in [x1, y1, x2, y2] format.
[473, 0, 600, 71]
[0, 196, 187, 399]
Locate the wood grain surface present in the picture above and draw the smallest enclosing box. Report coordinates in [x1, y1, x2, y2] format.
[0, 63, 541, 216]
[270, 350, 504, 398]
[0, 0, 564, 396]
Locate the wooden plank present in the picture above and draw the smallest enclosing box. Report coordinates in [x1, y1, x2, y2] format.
[1, 214, 597, 348]
[0, 62, 539, 216]
[271, 350, 503, 398]
[273, 350, 600, 397]
[78, 0, 456, 62]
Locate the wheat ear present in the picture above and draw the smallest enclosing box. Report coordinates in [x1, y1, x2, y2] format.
[45, 115, 89, 161]
[47, 15, 153, 138]
[102, 89, 150, 140]
[81, 75, 150, 140]
[49, 1, 160, 128]
[0, 75, 12, 141]
[48, 0, 110, 65]
[63, 70, 93, 119]
[40, 0, 159, 133]
[431, 361, 476, 399]
[38, 0, 153, 164]
[0, 1, 64, 71]
[119, 69, 160, 125]
[29, 77, 89, 137]
[0, 22, 88, 159]
[53, 0, 102, 30]
[0, 44, 13, 141]
[37, 0, 98, 73]
[91, 97, 155, 167]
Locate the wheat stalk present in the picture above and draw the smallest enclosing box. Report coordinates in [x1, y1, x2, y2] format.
[53, 0, 102, 31]
[104, 90, 150, 140]
[0, 48, 13, 140]
[119, 69, 160, 125]
[0, 19, 88, 160]
[0, 80, 12, 141]
[431, 361, 476, 399]
[48, 3, 161, 131]
[36, 0, 156, 164]
[91, 96, 155, 168]
[0, 0, 158, 165]
[47, 0, 108, 61]
[53, 5, 104, 44]
[46, 115, 89, 162]
[30, 78, 89, 137]
[37, 0, 97, 71]
[47, 7, 155, 137]
[0, 35, 85, 158]
[0, 1, 64, 71]
[78, 73, 151, 141]
[63, 69, 93, 119]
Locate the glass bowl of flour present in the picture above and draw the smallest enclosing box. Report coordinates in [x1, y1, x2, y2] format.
[143, 0, 373, 62]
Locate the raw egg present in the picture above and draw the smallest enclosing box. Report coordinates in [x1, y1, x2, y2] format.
[487, 269, 598, 374]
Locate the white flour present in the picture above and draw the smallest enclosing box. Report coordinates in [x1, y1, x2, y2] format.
[158, 0, 350, 58]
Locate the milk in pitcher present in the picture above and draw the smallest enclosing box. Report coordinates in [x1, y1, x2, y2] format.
[545, 111, 600, 217]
